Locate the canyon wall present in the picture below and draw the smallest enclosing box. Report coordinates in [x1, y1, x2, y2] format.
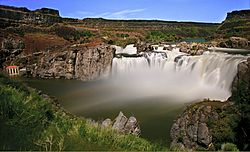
[29, 44, 114, 80]
[170, 59, 250, 151]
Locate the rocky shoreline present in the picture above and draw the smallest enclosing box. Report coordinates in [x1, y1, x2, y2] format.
[170, 58, 250, 151]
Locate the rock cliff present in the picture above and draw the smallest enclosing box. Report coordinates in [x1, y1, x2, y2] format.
[217, 9, 250, 40]
[170, 101, 239, 151]
[24, 44, 114, 80]
[231, 57, 250, 102]
[170, 58, 250, 151]
[0, 5, 62, 27]
[0, 38, 25, 68]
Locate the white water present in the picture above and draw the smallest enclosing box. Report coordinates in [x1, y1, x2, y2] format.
[110, 45, 247, 102]
[113, 44, 137, 55]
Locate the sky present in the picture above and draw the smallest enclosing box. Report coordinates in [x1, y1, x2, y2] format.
[0, 0, 249, 23]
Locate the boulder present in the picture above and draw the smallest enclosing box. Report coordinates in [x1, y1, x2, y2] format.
[124, 116, 141, 136]
[170, 103, 216, 150]
[101, 111, 141, 136]
[197, 123, 212, 146]
[101, 118, 112, 128]
[218, 37, 249, 49]
[112, 112, 128, 132]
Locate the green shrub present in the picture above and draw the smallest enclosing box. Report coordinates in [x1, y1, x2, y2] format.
[221, 143, 239, 151]
[51, 25, 93, 41]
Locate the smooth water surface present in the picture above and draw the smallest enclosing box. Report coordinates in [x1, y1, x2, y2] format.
[24, 78, 184, 145]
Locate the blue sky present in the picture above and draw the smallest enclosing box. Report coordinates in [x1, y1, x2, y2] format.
[0, 0, 249, 23]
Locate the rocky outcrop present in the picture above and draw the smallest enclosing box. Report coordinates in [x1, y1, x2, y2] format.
[177, 42, 209, 55]
[102, 112, 141, 136]
[23, 44, 114, 80]
[171, 57, 250, 151]
[225, 10, 250, 20]
[34, 50, 77, 79]
[218, 37, 249, 49]
[0, 38, 24, 68]
[217, 9, 250, 40]
[170, 103, 217, 150]
[134, 42, 152, 53]
[231, 57, 250, 102]
[74, 44, 114, 81]
[0, 5, 62, 27]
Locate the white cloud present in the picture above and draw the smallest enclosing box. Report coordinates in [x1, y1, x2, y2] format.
[64, 11, 93, 18]
[91, 8, 146, 19]
[64, 8, 146, 19]
[110, 9, 146, 17]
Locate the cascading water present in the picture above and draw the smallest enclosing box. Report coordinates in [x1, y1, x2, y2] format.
[110, 44, 247, 102]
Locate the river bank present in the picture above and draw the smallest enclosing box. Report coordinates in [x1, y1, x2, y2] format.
[0, 73, 164, 151]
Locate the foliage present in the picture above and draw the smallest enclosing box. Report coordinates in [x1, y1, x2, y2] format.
[209, 106, 239, 150]
[146, 31, 179, 42]
[116, 33, 129, 38]
[0, 74, 161, 151]
[51, 24, 94, 41]
[221, 143, 239, 152]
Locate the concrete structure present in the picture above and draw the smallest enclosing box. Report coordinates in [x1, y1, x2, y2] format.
[6, 66, 19, 76]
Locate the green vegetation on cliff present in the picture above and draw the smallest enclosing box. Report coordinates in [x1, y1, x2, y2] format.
[0, 73, 163, 151]
[216, 10, 250, 40]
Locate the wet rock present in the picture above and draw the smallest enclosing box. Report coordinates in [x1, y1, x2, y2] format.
[218, 37, 249, 49]
[135, 42, 152, 53]
[177, 41, 208, 55]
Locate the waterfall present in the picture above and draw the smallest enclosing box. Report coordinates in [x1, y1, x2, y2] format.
[110, 45, 247, 102]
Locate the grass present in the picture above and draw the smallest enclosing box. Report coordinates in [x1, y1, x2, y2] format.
[0, 73, 164, 151]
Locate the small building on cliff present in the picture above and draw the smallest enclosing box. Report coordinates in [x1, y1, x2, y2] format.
[6, 65, 19, 76]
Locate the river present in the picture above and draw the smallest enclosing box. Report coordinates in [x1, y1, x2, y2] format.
[23, 78, 184, 145]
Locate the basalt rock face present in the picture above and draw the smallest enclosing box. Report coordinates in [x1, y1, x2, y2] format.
[170, 58, 250, 151]
[225, 10, 250, 20]
[34, 50, 77, 79]
[26, 44, 114, 80]
[0, 5, 62, 28]
[217, 9, 250, 40]
[0, 38, 24, 68]
[74, 45, 114, 81]
[231, 57, 250, 102]
[170, 104, 216, 150]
